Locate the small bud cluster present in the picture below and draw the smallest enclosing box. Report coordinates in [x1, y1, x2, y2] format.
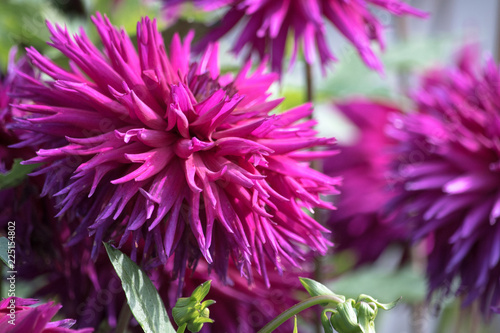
[172, 281, 215, 333]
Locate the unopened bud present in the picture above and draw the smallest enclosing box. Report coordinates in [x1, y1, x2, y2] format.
[172, 281, 215, 333]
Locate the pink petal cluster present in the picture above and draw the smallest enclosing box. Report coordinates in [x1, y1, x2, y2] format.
[14, 13, 340, 285]
[0, 297, 93, 333]
[324, 99, 407, 265]
[388, 46, 500, 315]
[164, 0, 427, 74]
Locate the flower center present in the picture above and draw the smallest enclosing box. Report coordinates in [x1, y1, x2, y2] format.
[174, 137, 215, 159]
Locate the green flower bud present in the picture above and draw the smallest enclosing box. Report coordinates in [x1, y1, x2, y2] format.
[325, 296, 400, 333]
[330, 299, 363, 333]
[355, 301, 377, 333]
[172, 281, 215, 333]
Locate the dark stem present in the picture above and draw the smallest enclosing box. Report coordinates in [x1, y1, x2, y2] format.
[116, 301, 133, 333]
[410, 303, 425, 333]
[257, 295, 343, 333]
[305, 61, 324, 333]
[453, 298, 465, 333]
[431, 0, 454, 33]
[305, 62, 314, 103]
[410, 245, 427, 333]
[470, 301, 481, 333]
[394, 16, 410, 95]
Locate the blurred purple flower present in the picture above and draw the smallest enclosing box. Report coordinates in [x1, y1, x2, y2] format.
[0, 48, 45, 259]
[0, 47, 34, 173]
[388, 45, 500, 315]
[22, 223, 128, 331]
[14, 13, 339, 285]
[163, 0, 427, 75]
[0, 297, 93, 332]
[324, 99, 407, 265]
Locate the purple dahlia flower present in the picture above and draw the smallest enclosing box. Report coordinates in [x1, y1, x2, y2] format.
[0, 48, 35, 172]
[21, 222, 128, 331]
[324, 99, 407, 265]
[0, 297, 93, 333]
[163, 0, 427, 74]
[388, 45, 500, 314]
[154, 260, 308, 332]
[14, 13, 340, 285]
[0, 49, 44, 257]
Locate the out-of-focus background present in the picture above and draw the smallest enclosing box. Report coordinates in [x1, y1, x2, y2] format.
[1, 0, 500, 332]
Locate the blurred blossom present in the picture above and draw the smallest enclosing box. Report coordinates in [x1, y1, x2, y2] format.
[324, 99, 407, 265]
[388, 45, 500, 315]
[0, 48, 44, 259]
[163, 0, 427, 75]
[13, 13, 340, 286]
[0, 47, 35, 173]
[22, 223, 128, 331]
[0, 297, 93, 332]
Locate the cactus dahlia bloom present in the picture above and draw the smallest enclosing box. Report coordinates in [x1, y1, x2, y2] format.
[163, 0, 427, 74]
[0, 297, 93, 332]
[388, 46, 500, 314]
[14, 13, 339, 285]
[324, 99, 407, 265]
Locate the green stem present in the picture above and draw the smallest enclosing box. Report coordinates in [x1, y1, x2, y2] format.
[116, 302, 132, 333]
[257, 295, 343, 333]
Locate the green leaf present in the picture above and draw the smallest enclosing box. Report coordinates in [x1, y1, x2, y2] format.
[357, 295, 401, 311]
[0, 159, 39, 190]
[104, 243, 175, 333]
[191, 280, 211, 302]
[293, 315, 298, 333]
[0, 237, 10, 268]
[299, 277, 345, 304]
[176, 323, 187, 333]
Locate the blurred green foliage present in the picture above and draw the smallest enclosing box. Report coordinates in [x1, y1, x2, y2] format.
[328, 266, 427, 305]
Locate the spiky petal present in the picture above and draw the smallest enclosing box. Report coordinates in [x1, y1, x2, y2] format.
[0, 297, 93, 332]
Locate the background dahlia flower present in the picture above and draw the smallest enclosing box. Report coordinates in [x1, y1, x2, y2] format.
[163, 0, 427, 74]
[0, 297, 93, 333]
[19, 222, 128, 331]
[324, 99, 407, 265]
[388, 45, 500, 315]
[14, 13, 340, 285]
[0, 47, 34, 173]
[0, 48, 45, 260]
